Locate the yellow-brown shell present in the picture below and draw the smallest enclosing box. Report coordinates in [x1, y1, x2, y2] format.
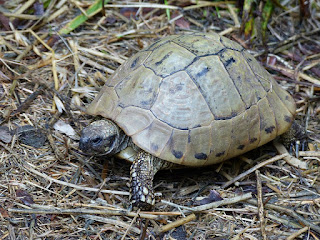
[87, 32, 296, 167]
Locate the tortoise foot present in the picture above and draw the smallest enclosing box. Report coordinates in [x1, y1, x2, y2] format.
[129, 151, 157, 209]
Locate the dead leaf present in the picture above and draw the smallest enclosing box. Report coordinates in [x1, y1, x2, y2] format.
[16, 189, 34, 206]
[0, 206, 9, 218]
[197, 190, 223, 205]
[0, 126, 12, 143]
[53, 120, 79, 140]
[172, 12, 190, 29]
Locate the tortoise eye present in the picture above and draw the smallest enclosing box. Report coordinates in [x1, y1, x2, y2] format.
[92, 137, 102, 145]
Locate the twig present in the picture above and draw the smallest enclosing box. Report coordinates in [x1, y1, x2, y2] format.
[299, 151, 320, 157]
[273, 140, 308, 169]
[156, 213, 196, 233]
[222, 153, 289, 189]
[8, 207, 157, 219]
[162, 192, 252, 212]
[121, 209, 140, 239]
[286, 226, 309, 240]
[255, 170, 267, 240]
[80, 215, 141, 235]
[246, 199, 320, 233]
[22, 161, 129, 196]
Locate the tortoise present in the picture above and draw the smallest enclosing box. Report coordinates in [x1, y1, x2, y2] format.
[79, 32, 297, 209]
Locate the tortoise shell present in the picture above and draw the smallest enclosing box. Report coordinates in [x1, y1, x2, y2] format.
[86, 32, 296, 167]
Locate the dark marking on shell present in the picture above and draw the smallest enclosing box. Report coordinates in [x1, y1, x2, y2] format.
[196, 67, 210, 78]
[140, 99, 152, 107]
[231, 111, 238, 118]
[151, 143, 159, 152]
[215, 111, 238, 120]
[169, 83, 183, 94]
[285, 95, 289, 100]
[225, 57, 236, 67]
[188, 134, 191, 143]
[131, 57, 139, 69]
[216, 151, 225, 157]
[195, 153, 207, 160]
[172, 149, 183, 159]
[249, 138, 257, 143]
[284, 116, 292, 123]
[237, 145, 245, 150]
[193, 124, 201, 128]
[265, 126, 275, 134]
[155, 52, 172, 66]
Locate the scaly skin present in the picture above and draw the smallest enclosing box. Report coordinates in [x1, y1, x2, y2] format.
[79, 119, 176, 209]
[129, 151, 176, 209]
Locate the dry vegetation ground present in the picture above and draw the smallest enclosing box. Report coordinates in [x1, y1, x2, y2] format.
[0, 0, 320, 239]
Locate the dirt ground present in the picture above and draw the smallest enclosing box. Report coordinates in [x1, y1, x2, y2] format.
[0, 0, 320, 239]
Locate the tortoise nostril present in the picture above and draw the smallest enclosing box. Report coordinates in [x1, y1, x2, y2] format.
[79, 138, 88, 151]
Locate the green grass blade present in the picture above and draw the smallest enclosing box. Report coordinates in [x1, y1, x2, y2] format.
[261, 0, 274, 40]
[59, 0, 107, 35]
[164, 0, 171, 20]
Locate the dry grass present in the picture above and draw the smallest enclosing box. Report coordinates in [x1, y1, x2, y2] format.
[0, 0, 320, 239]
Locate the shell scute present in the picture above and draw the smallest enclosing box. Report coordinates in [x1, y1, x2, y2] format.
[107, 51, 152, 88]
[132, 119, 172, 157]
[220, 36, 243, 51]
[159, 129, 188, 163]
[186, 55, 245, 120]
[115, 66, 161, 109]
[219, 49, 261, 109]
[115, 106, 155, 136]
[151, 71, 213, 130]
[144, 42, 195, 77]
[172, 33, 224, 56]
[184, 126, 212, 166]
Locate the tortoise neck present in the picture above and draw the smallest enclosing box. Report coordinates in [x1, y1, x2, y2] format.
[114, 129, 132, 153]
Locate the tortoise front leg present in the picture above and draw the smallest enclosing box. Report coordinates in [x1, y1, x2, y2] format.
[130, 151, 174, 209]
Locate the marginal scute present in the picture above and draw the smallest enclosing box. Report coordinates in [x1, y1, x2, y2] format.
[246, 105, 260, 149]
[151, 71, 213, 130]
[86, 86, 121, 120]
[172, 33, 224, 55]
[271, 79, 296, 115]
[257, 96, 277, 146]
[146, 35, 180, 51]
[160, 129, 188, 164]
[266, 90, 294, 135]
[115, 106, 155, 136]
[226, 111, 250, 159]
[107, 51, 152, 87]
[184, 126, 212, 166]
[220, 35, 243, 51]
[209, 120, 232, 164]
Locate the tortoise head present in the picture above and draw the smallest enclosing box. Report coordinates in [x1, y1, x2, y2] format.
[79, 119, 120, 156]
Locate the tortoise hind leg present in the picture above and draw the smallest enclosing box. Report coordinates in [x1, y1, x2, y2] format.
[130, 151, 175, 209]
[280, 121, 307, 148]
